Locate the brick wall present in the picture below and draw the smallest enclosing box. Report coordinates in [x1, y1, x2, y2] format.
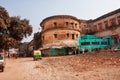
[40, 15, 82, 48]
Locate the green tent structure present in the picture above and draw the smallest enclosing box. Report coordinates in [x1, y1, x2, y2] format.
[78, 35, 113, 52]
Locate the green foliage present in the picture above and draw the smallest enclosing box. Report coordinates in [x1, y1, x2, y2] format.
[33, 32, 41, 49]
[0, 6, 33, 50]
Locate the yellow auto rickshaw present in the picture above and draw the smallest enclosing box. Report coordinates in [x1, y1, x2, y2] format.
[33, 50, 42, 60]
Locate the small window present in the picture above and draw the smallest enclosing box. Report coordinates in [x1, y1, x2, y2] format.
[81, 43, 84, 45]
[98, 23, 102, 30]
[66, 22, 68, 25]
[104, 21, 109, 28]
[75, 23, 77, 27]
[54, 34, 57, 38]
[72, 34, 74, 39]
[71, 23, 74, 26]
[110, 18, 116, 26]
[54, 22, 57, 26]
[66, 33, 69, 37]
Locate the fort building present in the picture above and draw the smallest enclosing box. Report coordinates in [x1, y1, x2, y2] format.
[40, 15, 83, 49]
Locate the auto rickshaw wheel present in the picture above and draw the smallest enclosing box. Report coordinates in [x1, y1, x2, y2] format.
[1, 67, 4, 72]
[34, 58, 37, 61]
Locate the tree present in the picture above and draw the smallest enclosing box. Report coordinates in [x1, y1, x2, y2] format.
[33, 32, 42, 50]
[0, 6, 32, 50]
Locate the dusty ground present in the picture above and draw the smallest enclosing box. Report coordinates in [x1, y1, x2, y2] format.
[0, 51, 120, 80]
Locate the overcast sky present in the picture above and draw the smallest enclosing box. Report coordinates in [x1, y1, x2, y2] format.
[0, 0, 120, 42]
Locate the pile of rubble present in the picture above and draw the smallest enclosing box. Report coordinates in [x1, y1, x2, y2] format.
[43, 51, 120, 72]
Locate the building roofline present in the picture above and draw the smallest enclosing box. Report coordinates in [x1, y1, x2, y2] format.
[94, 8, 120, 21]
[40, 15, 80, 27]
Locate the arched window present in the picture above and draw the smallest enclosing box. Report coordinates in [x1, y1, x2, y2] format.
[98, 23, 102, 31]
[71, 22, 74, 28]
[104, 21, 109, 29]
[72, 34, 75, 39]
[110, 18, 116, 27]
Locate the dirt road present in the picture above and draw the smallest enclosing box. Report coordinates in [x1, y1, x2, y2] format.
[0, 51, 120, 80]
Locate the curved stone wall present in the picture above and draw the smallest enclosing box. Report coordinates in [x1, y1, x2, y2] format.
[40, 15, 82, 48]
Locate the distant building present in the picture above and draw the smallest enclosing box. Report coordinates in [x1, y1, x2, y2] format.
[19, 42, 29, 57]
[83, 8, 120, 44]
[9, 48, 18, 54]
[19, 41, 34, 57]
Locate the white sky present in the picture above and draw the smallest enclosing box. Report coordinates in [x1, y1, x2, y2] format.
[0, 0, 120, 42]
